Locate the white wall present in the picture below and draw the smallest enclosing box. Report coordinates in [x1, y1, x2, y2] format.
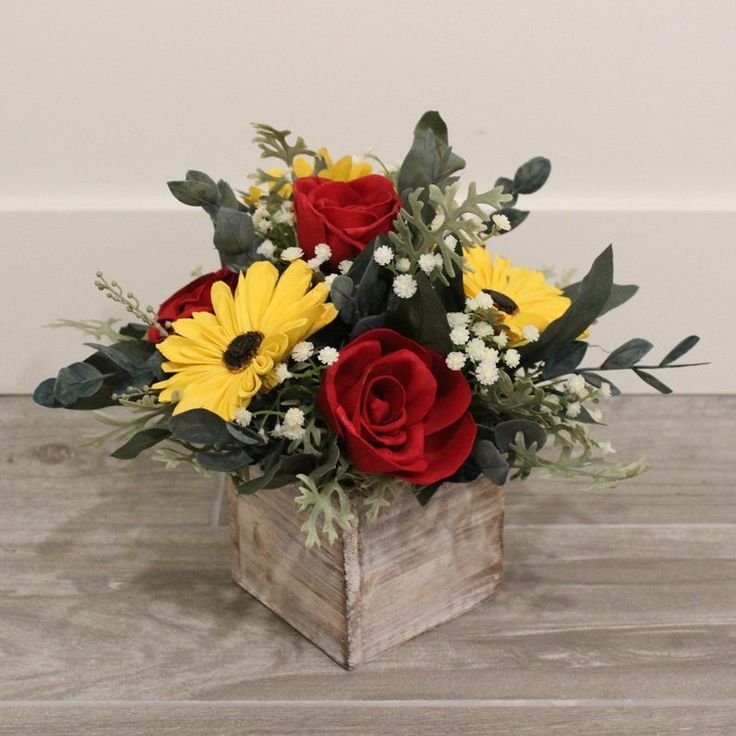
[1, 0, 733, 393]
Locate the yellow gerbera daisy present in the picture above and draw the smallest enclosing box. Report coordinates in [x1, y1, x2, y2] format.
[242, 149, 372, 204]
[463, 246, 571, 342]
[152, 260, 337, 421]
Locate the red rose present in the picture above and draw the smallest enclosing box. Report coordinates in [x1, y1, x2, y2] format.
[147, 268, 239, 342]
[294, 175, 402, 268]
[318, 329, 477, 485]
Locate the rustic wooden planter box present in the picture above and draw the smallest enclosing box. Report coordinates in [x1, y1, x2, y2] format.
[229, 476, 504, 669]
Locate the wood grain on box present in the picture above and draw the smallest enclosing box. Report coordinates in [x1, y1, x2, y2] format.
[230, 477, 504, 668]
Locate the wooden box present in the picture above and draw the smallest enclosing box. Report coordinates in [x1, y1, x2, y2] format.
[229, 477, 504, 669]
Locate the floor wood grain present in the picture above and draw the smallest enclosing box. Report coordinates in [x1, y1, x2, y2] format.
[1, 395, 735, 734]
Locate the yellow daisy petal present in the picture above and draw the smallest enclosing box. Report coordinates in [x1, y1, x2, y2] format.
[152, 257, 337, 421]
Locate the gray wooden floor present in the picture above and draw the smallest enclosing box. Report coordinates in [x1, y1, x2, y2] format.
[1, 395, 734, 735]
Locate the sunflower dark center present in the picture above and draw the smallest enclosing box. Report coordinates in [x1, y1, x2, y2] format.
[223, 331, 264, 371]
[484, 289, 519, 315]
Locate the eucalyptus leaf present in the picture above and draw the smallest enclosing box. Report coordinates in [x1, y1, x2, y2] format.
[329, 275, 355, 313]
[54, 363, 107, 406]
[169, 409, 231, 448]
[415, 482, 442, 506]
[167, 179, 219, 208]
[494, 420, 547, 453]
[397, 111, 465, 199]
[84, 340, 155, 375]
[33, 378, 61, 408]
[634, 368, 673, 394]
[579, 371, 621, 396]
[564, 281, 638, 318]
[226, 423, 265, 446]
[542, 341, 588, 379]
[213, 208, 258, 269]
[601, 338, 653, 369]
[237, 452, 313, 494]
[519, 245, 614, 365]
[111, 427, 171, 459]
[660, 335, 700, 366]
[471, 439, 510, 485]
[196, 447, 253, 473]
[385, 272, 452, 355]
[513, 156, 551, 194]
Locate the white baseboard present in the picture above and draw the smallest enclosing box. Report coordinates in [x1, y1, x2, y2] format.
[0, 207, 728, 394]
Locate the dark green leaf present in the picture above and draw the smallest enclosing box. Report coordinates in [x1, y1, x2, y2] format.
[660, 335, 700, 366]
[471, 440, 510, 485]
[111, 427, 171, 459]
[564, 281, 639, 318]
[185, 170, 216, 186]
[311, 439, 340, 482]
[434, 239, 465, 312]
[579, 371, 621, 396]
[601, 338, 653, 369]
[213, 208, 258, 269]
[494, 420, 547, 452]
[513, 156, 551, 194]
[217, 180, 241, 210]
[329, 275, 355, 312]
[167, 179, 218, 208]
[397, 111, 465, 198]
[119, 323, 148, 339]
[543, 341, 588, 379]
[489, 207, 528, 234]
[84, 340, 155, 375]
[634, 368, 673, 394]
[196, 447, 253, 472]
[226, 423, 265, 446]
[237, 452, 313, 494]
[415, 482, 442, 506]
[385, 272, 452, 355]
[54, 363, 106, 406]
[519, 245, 614, 365]
[169, 409, 231, 448]
[349, 315, 386, 340]
[33, 378, 61, 408]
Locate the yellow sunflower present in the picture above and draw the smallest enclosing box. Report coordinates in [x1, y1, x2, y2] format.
[152, 260, 337, 421]
[463, 246, 571, 342]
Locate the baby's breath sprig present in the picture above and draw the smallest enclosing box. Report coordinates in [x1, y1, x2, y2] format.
[94, 271, 167, 339]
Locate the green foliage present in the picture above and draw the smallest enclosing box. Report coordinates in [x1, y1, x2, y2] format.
[111, 427, 171, 459]
[45, 317, 130, 343]
[397, 111, 466, 200]
[471, 440, 510, 485]
[511, 434, 648, 489]
[295, 473, 355, 548]
[54, 363, 108, 406]
[564, 281, 639, 318]
[660, 335, 700, 366]
[385, 272, 452, 355]
[519, 245, 614, 365]
[601, 338, 653, 369]
[167, 170, 260, 270]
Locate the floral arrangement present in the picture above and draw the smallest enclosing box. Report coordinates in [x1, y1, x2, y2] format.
[34, 112, 703, 546]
